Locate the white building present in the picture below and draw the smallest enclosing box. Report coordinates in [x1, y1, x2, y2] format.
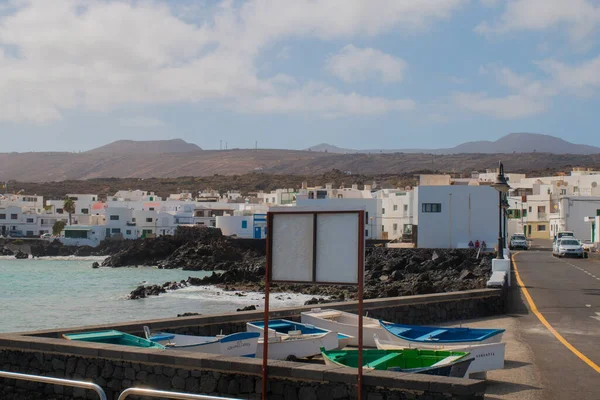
[414, 185, 499, 249]
[376, 189, 415, 241]
[257, 189, 296, 205]
[112, 190, 161, 202]
[551, 197, 600, 241]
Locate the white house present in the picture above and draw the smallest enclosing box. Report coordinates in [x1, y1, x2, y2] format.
[414, 185, 499, 249]
[376, 189, 415, 240]
[216, 215, 255, 238]
[551, 197, 600, 241]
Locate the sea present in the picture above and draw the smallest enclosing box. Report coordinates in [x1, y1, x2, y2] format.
[0, 257, 317, 334]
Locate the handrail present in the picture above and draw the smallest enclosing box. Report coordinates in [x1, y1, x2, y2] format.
[0, 370, 107, 400]
[118, 388, 240, 400]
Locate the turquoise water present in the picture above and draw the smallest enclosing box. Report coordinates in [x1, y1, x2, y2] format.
[0, 257, 315, 333]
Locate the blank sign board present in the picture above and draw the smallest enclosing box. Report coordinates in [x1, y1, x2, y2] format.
[269, 211, 363, 285]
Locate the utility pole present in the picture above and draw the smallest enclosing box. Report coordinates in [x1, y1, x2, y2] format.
[220, 140, 222, 150]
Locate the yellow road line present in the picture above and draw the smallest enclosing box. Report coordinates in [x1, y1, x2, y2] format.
[512, 252, 600, 374]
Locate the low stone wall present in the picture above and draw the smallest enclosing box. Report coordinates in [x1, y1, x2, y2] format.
[0, 338, 485, 400]
[0, 289, 504, 400]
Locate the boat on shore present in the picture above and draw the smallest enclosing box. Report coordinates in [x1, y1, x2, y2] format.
[321, 348, 473, 378]
[300, 308, 385, 347]
[63, 330, 165, 349]
[247, 319, 352, 360]
[143, 327, 259, 357]
[374, 334, 505, 375]
[379, 321, 504, 346]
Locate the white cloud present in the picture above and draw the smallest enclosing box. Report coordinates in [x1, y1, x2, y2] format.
[537, 56, 600, 93]
[479, 0, 499, 7]
[120, 116, 165, 128]
[455, 64, 554, 119]
[325, 45, 408, 83]
[276, 46, 291, 60]
[476, 0, 600, 41]
[0, 0, 464, 123]
[453, 92, 547, 119]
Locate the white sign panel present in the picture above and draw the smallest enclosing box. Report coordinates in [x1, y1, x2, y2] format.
[316, 213, 359, 284]
[271, 214, 314, 282]
[269, 211, 363, 285]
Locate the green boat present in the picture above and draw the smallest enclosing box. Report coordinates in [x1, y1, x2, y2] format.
[321, 348, 473, 377]
[63, 330, 166, 349]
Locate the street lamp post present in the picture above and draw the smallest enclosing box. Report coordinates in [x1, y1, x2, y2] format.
[492, 162, 510, 259]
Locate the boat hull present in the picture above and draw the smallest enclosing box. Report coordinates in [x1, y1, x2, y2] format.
[149, 332, 259, 357]
[301, 309, 382, 347]
[256, 331, 340, 360]
[374, 335, 505, 375]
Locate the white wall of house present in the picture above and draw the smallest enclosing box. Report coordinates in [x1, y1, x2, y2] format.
[295, 198, 382, 239]
[415, 186, 498, 249]
[216, 216, 254, 238]
[558, 197, 600, 241]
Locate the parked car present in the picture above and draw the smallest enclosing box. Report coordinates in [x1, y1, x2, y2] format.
[509, 234, 529, 250]
[40, 233, 52, 239]
[581, 240, 596, 252]
[552, 238, 584, 258]
[7, 231, 24, 238]
[554, 231, 575, 242]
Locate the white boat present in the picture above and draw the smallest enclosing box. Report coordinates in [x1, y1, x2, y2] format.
[374, 334, 505, 375]
[247, 319, 350, 360]
[143, 326, 259, 357]
[300, 308, 385, 348]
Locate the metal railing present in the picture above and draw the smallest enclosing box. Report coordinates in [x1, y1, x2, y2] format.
[0, 370, 107, 400]
[118, 388, 240, 400]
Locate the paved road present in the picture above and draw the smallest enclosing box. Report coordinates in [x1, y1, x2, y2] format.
[511, 241, 600, 399]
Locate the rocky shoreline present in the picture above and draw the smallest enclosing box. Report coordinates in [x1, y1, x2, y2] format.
[111, 227, 493, 302]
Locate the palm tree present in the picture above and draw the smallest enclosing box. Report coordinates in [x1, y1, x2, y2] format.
[63, 197, 76, 225]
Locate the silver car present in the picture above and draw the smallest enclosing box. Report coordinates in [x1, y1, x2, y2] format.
[553, 238, 584, 258]
[509, 234, 528, 250]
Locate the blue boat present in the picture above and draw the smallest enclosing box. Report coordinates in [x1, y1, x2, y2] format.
[379, 322, 504, 346]
[63, 330, 166, 349]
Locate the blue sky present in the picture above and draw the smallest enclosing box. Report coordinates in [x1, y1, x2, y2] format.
[0, 0, 599, 152]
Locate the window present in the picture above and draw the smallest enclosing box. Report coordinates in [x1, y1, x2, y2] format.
[112, 228, 121, 234]
[382, 225, 385, 232]
[365, 229, 369, 237]
[393, 205, 398, 211]
[538, 206, 546, 213]
[81, 208, 89, 215]
[26, 218, 34, 223]
[403, 204, 408, 216]
[11, 214, 18, 220]
[149, 207, 155, 211]
[365, 212, 369, 223]
[132, 218, 136, 222]
[26, 231, 34, 237]
[382, 208, 385, 215]
[242, 220, 248, 229]
[110, 215, 119, 221]
[523, 210, 528, 217]
[146, 218, 153, 223]
[528, 206, 532, 212]
[92, 197, 96, 201]
[422, 203, 441, 213]
[393, 223, 398, 231]
[56, 208, 63, 214]
[597, 209, 600, 217]
[538, 225, 546, 231]
[337, 194, 343, 199]
[0, 214, 5, 220]
[126, 230, 132, 235]
[560, 189, 566, 195]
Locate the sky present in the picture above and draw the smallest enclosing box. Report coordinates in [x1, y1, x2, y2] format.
[1, 0, 600, 152]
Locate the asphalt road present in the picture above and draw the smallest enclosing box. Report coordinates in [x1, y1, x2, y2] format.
[512, 241, 600, 399]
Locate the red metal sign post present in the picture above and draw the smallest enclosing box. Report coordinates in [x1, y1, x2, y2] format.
[262, 210, 365, 400]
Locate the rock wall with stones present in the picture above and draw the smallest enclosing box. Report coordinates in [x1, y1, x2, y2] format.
[0, 349, 484, 400]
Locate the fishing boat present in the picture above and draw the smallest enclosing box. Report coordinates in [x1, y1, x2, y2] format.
[379, 321, 504, 346]
[300, 308, 385, 347]
[63, 330, 165, 349]
[143, 327, 259, 357]
[374, 334, 505, 375]
[247, 319, 352, 360]
[321, 348, 473, 378]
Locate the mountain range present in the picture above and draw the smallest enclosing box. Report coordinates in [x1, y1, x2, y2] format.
[305, 133, 600, 155]
[0, 133, 598, 182]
